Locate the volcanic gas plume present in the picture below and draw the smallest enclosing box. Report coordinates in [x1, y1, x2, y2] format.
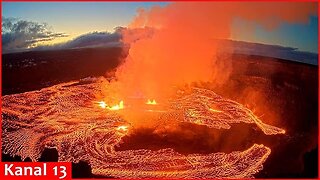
[1, 2, 317, 178]
[104, 2, 317, 127]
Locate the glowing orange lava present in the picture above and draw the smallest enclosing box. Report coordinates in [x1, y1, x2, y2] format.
[146, 99, 157, 105]
[2, 80, 285, 178]
[209, 108, 222, 113]
[107, 100, 124, 111]
[97, 101, 106, 109]
[116, 125, 128, 132]
[97, 100, 124, 111]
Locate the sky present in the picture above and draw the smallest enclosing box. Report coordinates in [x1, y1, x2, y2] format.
[2, 2, 168, 45]
[2, 2, 318, 53]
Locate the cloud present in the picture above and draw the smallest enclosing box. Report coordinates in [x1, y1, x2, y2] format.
[64, 32, 119, 48]
[34, 27, 156, 51]
[2, 17, 68, 53]
[48, 30, 122, 50]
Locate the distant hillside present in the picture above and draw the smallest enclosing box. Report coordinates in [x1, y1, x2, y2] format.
[2, 45, 317, 95]
[2, 47, 125, 95]
[217, 39, 318, 65]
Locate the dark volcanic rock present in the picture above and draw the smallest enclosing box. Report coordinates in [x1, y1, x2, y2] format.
[2, 47, 127, 95]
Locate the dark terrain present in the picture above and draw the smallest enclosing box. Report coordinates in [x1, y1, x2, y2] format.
[1, 47, 318, 178]
[2, 47, 125, 95]
[213, 54, 318, 178]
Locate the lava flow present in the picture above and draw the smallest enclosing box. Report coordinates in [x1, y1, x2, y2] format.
[2, 77, 285, 178]
[146, 99, 157, 105]
[1, 1, 316, 178]
[96, 100, 124, 110]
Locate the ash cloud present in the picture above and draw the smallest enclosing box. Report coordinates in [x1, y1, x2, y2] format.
[2, 17, 68, 53]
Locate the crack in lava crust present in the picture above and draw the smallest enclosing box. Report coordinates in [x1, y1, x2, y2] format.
[2, 79, 284, 178]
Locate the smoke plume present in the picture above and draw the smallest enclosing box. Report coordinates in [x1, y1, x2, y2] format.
[112, 2, 317, 102]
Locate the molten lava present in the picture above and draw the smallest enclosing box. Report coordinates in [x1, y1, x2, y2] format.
[107, 100, 124, 111]
[117, 125, 128, 132]
[97, 100, 124, 111]
[2, 79, 285, 178]
[146, 99, 157, 105]
[1, 2, 315, 178]
[97, 101, 107, 109]
[209, 108, 222, 113]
